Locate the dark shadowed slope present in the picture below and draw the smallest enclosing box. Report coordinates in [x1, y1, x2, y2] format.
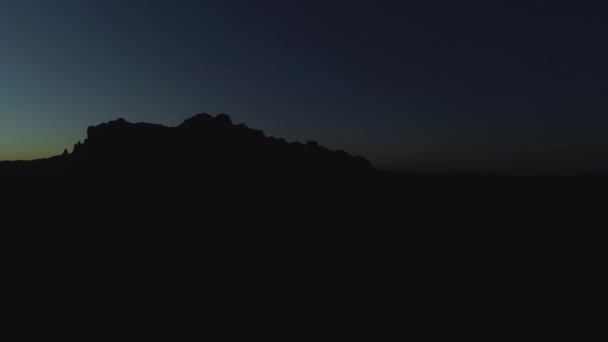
[68, 113, 374, 180]
[0, 113, 375, 192]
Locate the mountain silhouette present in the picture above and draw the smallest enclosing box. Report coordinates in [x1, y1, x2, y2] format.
[63, 113, 374, 181]
[1, 112, 608, 337]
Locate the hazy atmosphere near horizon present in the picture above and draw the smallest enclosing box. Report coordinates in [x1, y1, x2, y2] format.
[1, 0, 607, 174]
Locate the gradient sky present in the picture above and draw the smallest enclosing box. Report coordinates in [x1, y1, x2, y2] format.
[1, 0, 607, 174]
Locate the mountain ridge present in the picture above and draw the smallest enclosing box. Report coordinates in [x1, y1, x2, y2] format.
[63, 113, 374, 176]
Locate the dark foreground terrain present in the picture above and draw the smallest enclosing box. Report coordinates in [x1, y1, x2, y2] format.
[1, 114, 607, 336]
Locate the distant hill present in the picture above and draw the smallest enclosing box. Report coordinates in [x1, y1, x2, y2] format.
[65, 113, 374, 180]
[0, 113, 375, 187]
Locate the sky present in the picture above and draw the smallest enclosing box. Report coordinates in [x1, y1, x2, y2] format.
[0, 0, 607, 174]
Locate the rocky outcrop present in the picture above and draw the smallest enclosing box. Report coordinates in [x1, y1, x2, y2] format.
[67, 113, 375, 179]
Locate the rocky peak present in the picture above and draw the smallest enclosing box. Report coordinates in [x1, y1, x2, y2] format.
[66, 112, 376, 175]
[179, 113, 233, 130]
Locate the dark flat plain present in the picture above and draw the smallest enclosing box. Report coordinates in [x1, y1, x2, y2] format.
[1, 170, 607, 336]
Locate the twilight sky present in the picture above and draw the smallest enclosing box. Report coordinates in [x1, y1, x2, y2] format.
[0, 0, 607, 174]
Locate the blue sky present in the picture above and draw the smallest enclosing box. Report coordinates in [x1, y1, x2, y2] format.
[1, 0, 607, 174]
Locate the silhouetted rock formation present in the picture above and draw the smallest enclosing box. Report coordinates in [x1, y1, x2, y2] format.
[1, 114, 608, 338]
[66, 113, 375, 181]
